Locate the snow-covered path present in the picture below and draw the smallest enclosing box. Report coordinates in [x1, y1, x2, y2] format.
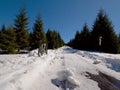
[0, 46, 120, 90]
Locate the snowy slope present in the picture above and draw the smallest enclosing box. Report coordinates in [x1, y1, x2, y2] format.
[0, 46, 120, 90]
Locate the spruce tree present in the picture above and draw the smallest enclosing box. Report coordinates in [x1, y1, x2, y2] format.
[57, 32, 64, 47]
[67, 39, 74, 47]
[46, 29, 53, 49]
[32, 14, 46, 49]
[68, 24, 91, 50]
[0, 25, 7, 51]
[91, 9, 119, 53]
[29, 32, 34, 50]
[79, 24, 91, 50]
[67, 31, 81, 49]
[14, 7, 29, 50]
[0, 25, 17, 54]
[118, 34, 120, 53]
[46, 29, 64, 49]
[118, 34, 120, 44]
[6, 26, 17, 53]
[72, 31, 81, 49]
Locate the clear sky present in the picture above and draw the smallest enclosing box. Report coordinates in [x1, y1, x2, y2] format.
[0, 0, 120, 43]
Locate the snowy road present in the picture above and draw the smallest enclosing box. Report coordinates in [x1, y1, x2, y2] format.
[0, 46, 120, 90]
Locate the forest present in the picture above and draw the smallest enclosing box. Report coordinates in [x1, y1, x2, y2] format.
[68, 10, 120, 54]
[0, 7, 64, 54]
[0, 8, 120, 54]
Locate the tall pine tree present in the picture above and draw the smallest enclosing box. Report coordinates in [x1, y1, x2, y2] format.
[79, 24, 91, 50]
[71, 31, 81, 49]
[0, 25, 17, 54]
[0, 25, 7, 51]
[14, 7, 29, 50]
[6, 26, 17, 53]
[91, 9, 119, 53]
[31, 14, 46, 50]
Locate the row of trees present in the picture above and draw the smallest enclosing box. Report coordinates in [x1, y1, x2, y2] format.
[68, 10, 120, 54]
[0, 7, 64, 54]
[46, 29, 64, 49]
[1, 8, 120, 54]
[0, 25, 17, 53]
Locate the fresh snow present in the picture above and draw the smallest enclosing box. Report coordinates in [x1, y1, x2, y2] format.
[0, 46, 120, 90]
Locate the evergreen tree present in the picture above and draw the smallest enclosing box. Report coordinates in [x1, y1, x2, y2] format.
[46, 29, 53, 49]
[1, 25, 6, 33]
[72, 31, 81, 49]
[14, 7, 29, 50]
[118, 34, 120, 52]
[57, 32, 64, 47]
[91, 9, 119, 53]
[32, 14, 46, 49]
[0, 25, 17, 54]
[67, 39, 74, 47]
[29, 32, 34, 50]
[68, 24, 91, 50]
[118, 34, 120, 43]
[46, 29, 64, 49]
[79, 24, 91, 50]
[6, 26, 17, 53]
[0, 25, 7, 51]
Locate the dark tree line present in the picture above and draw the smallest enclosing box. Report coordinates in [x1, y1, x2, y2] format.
[1, 7, 120, 54]
[46, 29, 64, 49]
[0, 7, 64, 54]
[0, 25, 17, 53]
[68, 24, 91, 50]
[68, 10, 120, 54]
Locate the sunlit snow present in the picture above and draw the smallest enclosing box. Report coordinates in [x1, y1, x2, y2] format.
[0, 46, 120, 90]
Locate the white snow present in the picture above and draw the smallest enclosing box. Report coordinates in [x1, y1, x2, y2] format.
[0, 46, 120, 90]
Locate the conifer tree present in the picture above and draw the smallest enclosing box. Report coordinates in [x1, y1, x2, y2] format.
[46, 29, 64, 49]
[14, 7, 29, 50]
[79, 24, 91, 50]
[46, 29, 53, 49]
[32, 14, 46, 49]
[68, 24, 91, 50]
[57, 32, 64, 47]
[72, 31, 81, 49]
[6, 26, 17, 53]
[118, 34, 120, 52]
[0, 25, 17, 54]
[0, 25, 7, 51]
[118, 34, 120, 43]
[67, 39, 74, 47]
[91, 9, 119, 53]
[29, 32, 34, 50]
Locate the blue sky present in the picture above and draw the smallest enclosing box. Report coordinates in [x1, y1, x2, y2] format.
[0, 0, 120, 43]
